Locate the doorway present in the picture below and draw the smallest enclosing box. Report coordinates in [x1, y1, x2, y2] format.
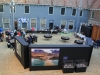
[14, 21, 18, 30]
[49, 23, 53, 30]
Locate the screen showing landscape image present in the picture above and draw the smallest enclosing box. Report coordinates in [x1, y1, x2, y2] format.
[16, 40, 21, 57]
[31, 48, 60, 66]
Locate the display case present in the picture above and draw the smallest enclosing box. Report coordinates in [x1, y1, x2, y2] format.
[75, 60, 87, 72]
[62, 60, 75, 73]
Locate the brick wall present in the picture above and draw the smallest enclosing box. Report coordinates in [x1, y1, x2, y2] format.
[88, 10, 100, 25]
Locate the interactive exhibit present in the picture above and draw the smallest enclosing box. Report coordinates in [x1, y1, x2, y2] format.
[15, 36, 93, 73]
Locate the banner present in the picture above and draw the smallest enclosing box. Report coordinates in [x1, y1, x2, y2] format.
[18, 18, 29, 23]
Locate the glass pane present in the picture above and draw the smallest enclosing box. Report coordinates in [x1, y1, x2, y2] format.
[25, 6, 29, 13]
[31, 19, 36, 23]
[3, 18, 9, 23]
[91, 11, 94, 18]
[80, 10, 82, 16]
[0, 5, 3, 12]
[10, 6, 15, 13]
[41, 24, 45, 27]
[61, 25, 65, 29]
[31, 23, 36, 27]
[69, 25, 73, 29]
[72, 9, 76, 16]
[4, 23, 9, 28]
[22, 23, 27, 28]
[61, 8, 65, 15]
[49, 7, 53, 14]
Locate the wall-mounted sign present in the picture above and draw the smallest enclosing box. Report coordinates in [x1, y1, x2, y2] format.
[18, 18, 29, 23]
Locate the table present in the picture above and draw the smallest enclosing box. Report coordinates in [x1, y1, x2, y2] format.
[61, 36, 70, 41]
[44, 34, 52, 39]
[74, 40, 83, 44]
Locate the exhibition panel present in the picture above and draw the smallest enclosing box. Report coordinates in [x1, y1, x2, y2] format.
[29, 44, 93, 71]
[15, 36, 29, 69]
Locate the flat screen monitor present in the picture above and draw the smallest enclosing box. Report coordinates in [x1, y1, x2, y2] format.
[31, 48, 60, 66]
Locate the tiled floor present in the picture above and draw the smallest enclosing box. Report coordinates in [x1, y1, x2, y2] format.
[0, 33, 100, 75]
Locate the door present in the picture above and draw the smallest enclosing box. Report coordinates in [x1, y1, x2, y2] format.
[14, 21, 18, 30]
[49, 23, 53, 30]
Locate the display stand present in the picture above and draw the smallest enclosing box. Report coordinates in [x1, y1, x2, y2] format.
[15, 36, 29, 69]
[62, 60, 75, 73]
[75, 60, 87, 72]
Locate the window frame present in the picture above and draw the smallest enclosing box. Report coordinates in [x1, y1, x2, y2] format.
[61, 7, 66, 15]
[48, 6, 53, 15]
[60, 20, 67, 29]
[80, 10, 83, 16]
[10, 5, 16, 13]
[91, 11, 94, 19]
[72, 8, 77, 16]
[68, 20, 74, 31]
[40, 19, 47, 30]
[30, 18, 37, 30]
[24, 5, 30, 14]
[2, 18, 10, 29]
[0, 4, 4, 13]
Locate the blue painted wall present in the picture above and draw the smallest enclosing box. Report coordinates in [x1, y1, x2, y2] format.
[0, 4, 89, 31]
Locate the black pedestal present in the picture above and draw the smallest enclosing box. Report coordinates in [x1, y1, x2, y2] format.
[62, 60, 75, 73]
[62, 67, 74, 73]
[75, 66, 87, 72]
[75, 60, 87, 72]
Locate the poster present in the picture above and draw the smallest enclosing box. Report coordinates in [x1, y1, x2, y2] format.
[31, 48, 60, 66]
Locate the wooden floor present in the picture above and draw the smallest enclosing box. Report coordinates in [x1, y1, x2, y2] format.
[0, 33, 100, 75]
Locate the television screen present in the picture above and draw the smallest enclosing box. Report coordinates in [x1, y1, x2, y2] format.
[31, 48, 60, 66]
[16, 40, 21, 57]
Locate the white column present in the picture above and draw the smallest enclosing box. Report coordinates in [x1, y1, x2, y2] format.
[11, 0, 15, 31]
[76, 0, 82, 32]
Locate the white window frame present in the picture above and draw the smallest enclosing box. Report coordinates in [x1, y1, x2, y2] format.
[0, 4, 4, 13]
[72, 8, 77, 16]
[60, 20, 67, 29]
[61, 7, 66, 16]
[91, 11, 94, 19]
[40, 19, 46, 30]
[21, 22, 28, 29]
[68, 20, 74, 31]
[30, 18, 37, 30]
[80, 10, 83, 17]
[24, 5, 30, 14]
[2, 18, 10, 29]
[48, 6, 54, 15]
[10, 5, 16, 13]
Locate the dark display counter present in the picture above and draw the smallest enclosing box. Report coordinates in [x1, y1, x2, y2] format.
[14, 36, 93, 72]
[29, 44, 93, 71]
[15, 36, 29, 69]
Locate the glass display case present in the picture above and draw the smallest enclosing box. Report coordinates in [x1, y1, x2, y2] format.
[62, 60, 75, 73]
[75, 60, 87, 72]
